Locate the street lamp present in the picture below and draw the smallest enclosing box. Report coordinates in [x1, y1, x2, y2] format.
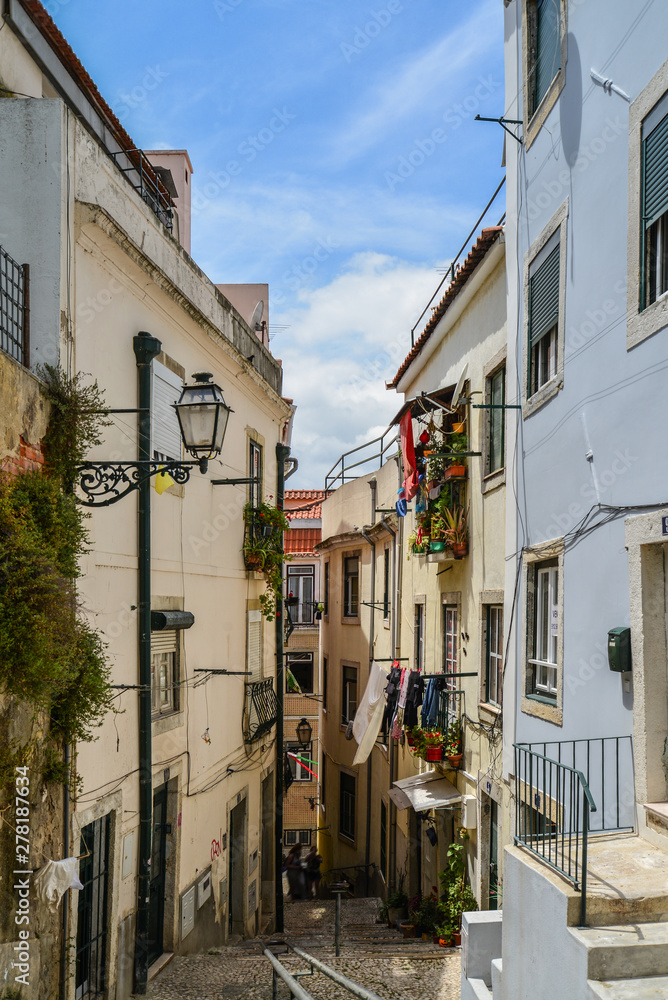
[174, 372, 232, 473]
[296, 717, 312, 746]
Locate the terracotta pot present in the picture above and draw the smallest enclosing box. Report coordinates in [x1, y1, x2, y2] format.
[445, 464, 467, 479]
[244, 552, 264, 571]
[452, 542, 468, 559]
[426, 745, 443, 762]
[399, 920, 416, 938]
[453, 931, 462, 946]
[446, 753, 463, 768]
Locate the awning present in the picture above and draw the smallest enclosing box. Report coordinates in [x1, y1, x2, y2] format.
[388, 770, 461, 812]
[389, 387, 455, 427]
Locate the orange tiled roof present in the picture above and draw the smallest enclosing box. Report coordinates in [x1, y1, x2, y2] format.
[285, 489, 327, 520]
[284, 528, 321, 555]
[387, 227, 503, 389]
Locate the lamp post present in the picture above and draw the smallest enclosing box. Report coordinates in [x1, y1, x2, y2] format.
[74, 335, 233, 995]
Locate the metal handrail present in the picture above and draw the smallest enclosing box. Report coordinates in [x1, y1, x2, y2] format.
[325, 429, 399, 491]
[514, 742, 596, 926]
[264, 944, 386, 1000]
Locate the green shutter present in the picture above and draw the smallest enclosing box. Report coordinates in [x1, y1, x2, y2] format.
[529, 244, 560, 346]
[643, 112, 668, 228]
[534, 0, 561, 110]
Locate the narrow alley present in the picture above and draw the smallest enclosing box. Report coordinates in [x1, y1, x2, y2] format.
[145, 898, 461, 999]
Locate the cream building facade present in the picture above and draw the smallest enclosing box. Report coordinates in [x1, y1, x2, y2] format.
[0, 3, 292, 998]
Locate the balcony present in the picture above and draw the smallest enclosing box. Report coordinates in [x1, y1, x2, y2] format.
[110, 148, 173, 231]
[244, 678, 279, 743]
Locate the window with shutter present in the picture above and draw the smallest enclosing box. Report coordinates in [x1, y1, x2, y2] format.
[642, 92, 668, 309]
[247, 610, 262, 683]
[152, 361, 183, 462]
[151, 630, 179, 716]
[530, 0, 561, 117]
[528, 234, 560, 396]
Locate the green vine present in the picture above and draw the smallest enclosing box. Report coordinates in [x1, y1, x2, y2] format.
[0, 366, 112, 795]
[242, 501, 291, 621]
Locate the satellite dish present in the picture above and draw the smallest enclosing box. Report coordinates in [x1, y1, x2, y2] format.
[250, 300, 264, 331]
[452, 363, 469, 408]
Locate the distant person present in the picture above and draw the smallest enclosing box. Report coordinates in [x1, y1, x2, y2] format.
[305, 846, 322, 899]
[285, 843, 307, 900]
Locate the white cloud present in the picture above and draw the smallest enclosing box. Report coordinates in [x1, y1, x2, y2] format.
[277, 253, 437, 487]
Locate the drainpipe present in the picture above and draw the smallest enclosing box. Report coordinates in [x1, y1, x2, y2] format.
[133, 331, 161, 994]
[378, 514, 398, 888]
[360, 478, 377, 896]
[275, 442, 290, 932]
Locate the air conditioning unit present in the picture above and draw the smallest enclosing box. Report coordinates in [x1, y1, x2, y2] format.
[461, 795, 477, 829]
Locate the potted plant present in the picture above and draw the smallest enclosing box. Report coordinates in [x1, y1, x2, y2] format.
[242, 501, 291, 621]
[423, 729, 445, 762]
[439, 835, 478, 944]
[385, 888, 408, 927]
[407, 526, 430, 554]
[445, 718, 463, 768]
[442, 504, 469, 559]
[411, 890, 447, 938]
[445, 432, 468, 479]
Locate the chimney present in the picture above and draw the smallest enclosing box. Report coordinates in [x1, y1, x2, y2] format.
[145, 149, 194, 254]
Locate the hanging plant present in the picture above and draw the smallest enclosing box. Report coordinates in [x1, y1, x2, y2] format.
[242, 501, 291, 621]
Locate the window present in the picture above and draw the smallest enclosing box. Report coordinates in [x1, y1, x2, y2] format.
[284, 829, 311, 847]
[285, 742, 313, 782]
[247, 609, 262, 683]
[488, 366, 505, 474]
[287, 564, 315, 624]
[151, 631, 179, 716]
[642, 91, 668, 310]
[323, 657, 328, 712]
[414, 603, 425, 672]
[380, 800, 387, 880]
[485, 606, 504, 707]
[324, 561, 330, 616]
[528, 238, 559, 396]
[152, 360, 183, 462]
[0, 244, 29, 366]
[249, 439, 262, 509]
[286, 653, 314, 694]
[527, 0, 561, 119]
[383, 548, 390, 620]
[339, 772, 356, 840]
[343, 556, 359, 618]
[341, 665, 357, 725]
[443, 605, 458, 687]
[529, 561, 559, 699]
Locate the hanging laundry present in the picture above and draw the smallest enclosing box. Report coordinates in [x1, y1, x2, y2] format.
[382, 662, 402, 734]
[34, 858, 83, 912]
[352, 661, 391, 765]
[403, 672, 425, 730]
[399, 410, 420, 501]
[392, 668, 411, 739]
[395, 488, 408, 518]
[421, 678, 439, 728]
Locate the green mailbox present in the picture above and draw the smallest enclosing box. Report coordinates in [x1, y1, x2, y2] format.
[608, 627, 632, 672]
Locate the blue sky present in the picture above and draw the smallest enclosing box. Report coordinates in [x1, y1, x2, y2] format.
[52, 0, 505, 487]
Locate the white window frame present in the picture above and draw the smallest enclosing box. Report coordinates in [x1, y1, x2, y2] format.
[285, 742, 313, 782]
[287, 564, 315, 624]
[530, 565, 559, 697]
[414, 600, 425, 673]
[151, 631, 179, 717]
[443, 603, 458, 689]
[284, 829, 311, 847]
[286, 652, 314, 695]
[486, 605, 504, 707]
[341, 664, 358, 726]
[343, 554, 360, 619]
[522, 542, 564, 726]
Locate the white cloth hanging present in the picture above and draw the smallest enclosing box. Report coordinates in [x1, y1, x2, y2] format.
[34, 858, 83, 911]
[353, 661, 390, 765]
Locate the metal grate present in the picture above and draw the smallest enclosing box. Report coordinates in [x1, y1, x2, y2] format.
[245, 678, 279, 742]
[76, 814, 111, 999]
[0, 246, 29, 366]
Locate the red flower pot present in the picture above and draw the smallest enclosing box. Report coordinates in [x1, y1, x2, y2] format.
[406, 733, 415, 747]
[452, 542, 468, 559]
[445, 464, 467, 479]
[426, 746, 443, 762]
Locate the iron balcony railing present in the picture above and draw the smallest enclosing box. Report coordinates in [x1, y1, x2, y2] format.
[0, 245, 29, 367]
[436, 688, 463, 733]
[110, 149, 173, 231]
[245, 678, 279, 742]
[513, 736, 634, 926]
[325, 428, 399, 492]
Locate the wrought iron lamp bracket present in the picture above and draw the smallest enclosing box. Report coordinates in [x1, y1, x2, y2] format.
[75, 459, 202, 507]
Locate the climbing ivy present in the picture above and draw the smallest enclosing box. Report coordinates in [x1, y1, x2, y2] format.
[0, 367, 112, 794]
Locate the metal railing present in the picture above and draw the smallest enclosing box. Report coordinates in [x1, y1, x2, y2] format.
[110, 149, 173, 230]
[245, 678, 279, 742]
[0, 245, 29, 366]
[325, 428, 399, 492]
[435, 688, 464, 733]
[513, 737, 634, 926]
[264, 943, 386, 1000]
